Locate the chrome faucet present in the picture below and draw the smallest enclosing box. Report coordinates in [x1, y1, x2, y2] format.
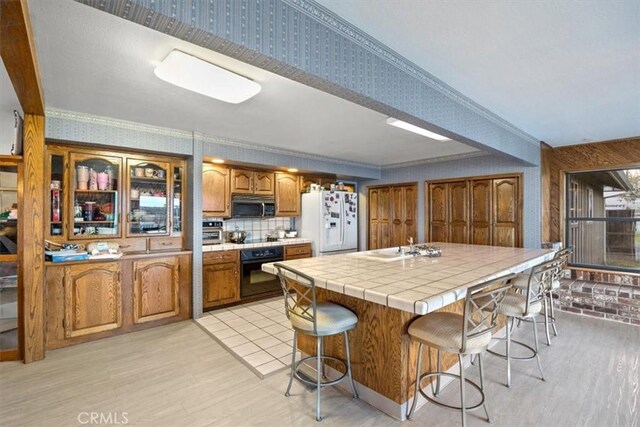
[408, 237, 414, 254]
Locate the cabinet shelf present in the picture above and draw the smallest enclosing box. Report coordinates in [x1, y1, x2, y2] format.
[130, 176, 167, 182]
[74, 220, 116, 224]
[74, 190, 118, 194]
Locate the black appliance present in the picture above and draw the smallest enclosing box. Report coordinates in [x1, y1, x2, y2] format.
[231, 195, 276, 218]
[202, 220, 224, 244]
[240, 246, 283, 299]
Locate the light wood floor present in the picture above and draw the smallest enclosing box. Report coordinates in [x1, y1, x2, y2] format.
[0, 312, 638, 426]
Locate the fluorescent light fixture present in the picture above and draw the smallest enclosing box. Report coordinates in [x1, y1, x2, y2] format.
[154, 50, 261, 104]
[386, 118, 450, 141]
[211, 158, 225, 164]
[287, 168, 299, 173]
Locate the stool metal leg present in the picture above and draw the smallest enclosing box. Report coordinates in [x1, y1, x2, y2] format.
[549, 292, 558, 336]
[458, 354, 467, 427]
[477, 353, 491, 423]
[429, 348, 442, 396]
[343, 331, 359, 399]
[542, 297, 551, 346]
[506, 317, 512, 388]
[319, 336, 326, 379]
[285, 331, 297, 397]
[316, 336, 322, 421]
[531, 317, 545, 381]
[407, 342, 423, 419]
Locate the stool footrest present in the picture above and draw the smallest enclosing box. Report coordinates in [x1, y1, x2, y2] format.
[294, 355, 348, 388]
[417, 371, 485, 412]
[487, 337, 537, 361]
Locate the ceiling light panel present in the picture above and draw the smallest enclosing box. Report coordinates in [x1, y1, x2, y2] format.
[154, 50, 261, 104]
[386, 118, 450, 141]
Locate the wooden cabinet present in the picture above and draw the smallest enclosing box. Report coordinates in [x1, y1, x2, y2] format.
[428, 180, 469, 244]
[203, 250, 240, 309]
[284, 243, 312, 260]
[62, 262, 122, 338]
[231, 169, 274, 196]
[428, 174, 521, 247]
[275, 172, 300, 216]
[299, 175, 335, 192]
[368, 184, 416, 250]
[202, 164, 230, 217]
[132, 257, 180, 324]
[126, 157, 172, 237]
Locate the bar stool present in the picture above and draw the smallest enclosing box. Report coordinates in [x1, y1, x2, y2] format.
[486, 258, 563, 387]
[406, 273, 514, 426]
[511, 247, 572, 345]
[274, 263, 359, 422]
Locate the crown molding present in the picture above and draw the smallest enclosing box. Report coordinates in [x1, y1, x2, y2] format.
[381, 151, 488, 170]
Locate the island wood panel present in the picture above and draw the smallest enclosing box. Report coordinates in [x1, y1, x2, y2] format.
[63, 263, 121, 338]
[45, 254, 192, 350]
[543, 137, 640, 243]
[202, 164, 230, 216]
[295, 289, 507, 404]
[132, 257, 180, 323]
[470, 179, 492, 245]
[275, 172, 300, 216]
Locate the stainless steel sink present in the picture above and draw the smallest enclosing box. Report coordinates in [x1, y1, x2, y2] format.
[348, 247, 416, 262]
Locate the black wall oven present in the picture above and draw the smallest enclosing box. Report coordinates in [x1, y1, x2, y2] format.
[240, 246, 283, 300]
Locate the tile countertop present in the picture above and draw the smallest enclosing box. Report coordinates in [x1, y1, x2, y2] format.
[262, 243, 555, 315]
[203, 238, 312, 252]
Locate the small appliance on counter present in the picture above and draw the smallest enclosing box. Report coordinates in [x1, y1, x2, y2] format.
[202, 220, 223, 244]
[227, 227, 247, 244]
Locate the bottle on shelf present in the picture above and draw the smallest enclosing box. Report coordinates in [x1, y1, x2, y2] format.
[105, 165, 113, 190]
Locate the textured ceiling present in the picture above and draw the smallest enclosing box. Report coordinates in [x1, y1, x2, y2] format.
[316, 0, 640, 147]
[26, 0, 480, 167]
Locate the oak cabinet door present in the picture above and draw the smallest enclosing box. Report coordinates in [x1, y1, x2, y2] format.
[132, 257, 180, 324]
[449, 181, 469, 244]
[493, 178, 519, 247]
[203, 262, 240, 308]
[203, 164, 230, 216]
[254, 172, 275, 196]
[64, 262, 121, 338]
[429, 183, 448, 242]
[284, 243, 312, 260]
[275, 173, 300, 216]
[230, 169, 253, 194]
[470, 179, 492, 245]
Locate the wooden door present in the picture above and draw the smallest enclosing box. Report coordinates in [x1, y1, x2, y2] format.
[63, 263, 121, 338]
[275, 173, 300, 216]
[470, 179, 492, 245]
[368, 187, 392, 250]
[390, 186, 405, 247]
[230, 169, 253, 194]
[429, 183, 448, 242]
[493, 177, 520, 247]
[254, 172, 275, 196]
[449, 181, 469, 243]
[368, 188, 380, 250]
[132, 257, 180, 324]
[203, 262, 239, 308]
[202, 164, 230, 217]
[404, 185, 417, 243]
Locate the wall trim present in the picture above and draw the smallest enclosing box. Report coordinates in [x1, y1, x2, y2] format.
[380, 151, 488, 170]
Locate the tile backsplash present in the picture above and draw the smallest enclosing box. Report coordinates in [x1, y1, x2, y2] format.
[205, 217, 297, 242]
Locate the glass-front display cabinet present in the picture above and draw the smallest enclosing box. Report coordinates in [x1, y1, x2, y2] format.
[0, 158, 20, 361]
[126, 158, 171, 237]
[173, 165, 182, 234]
[69, 153, 121, 239]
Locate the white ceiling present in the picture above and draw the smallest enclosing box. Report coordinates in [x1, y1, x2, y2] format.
[25, 0, 480, 167]
[316, 0, 640, 147]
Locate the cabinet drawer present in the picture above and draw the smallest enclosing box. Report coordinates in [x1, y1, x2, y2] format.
[203, 250, 239, 264]
[114, 238, 147, 253]
[284, 244, 311, 259]
[149, 237, 183, 252]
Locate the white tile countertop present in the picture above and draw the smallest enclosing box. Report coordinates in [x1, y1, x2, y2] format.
[262, 243, 554, 315]
[203, 238, 312, 252]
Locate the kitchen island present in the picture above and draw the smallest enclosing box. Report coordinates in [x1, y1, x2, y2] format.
[262, 243, 554, 419]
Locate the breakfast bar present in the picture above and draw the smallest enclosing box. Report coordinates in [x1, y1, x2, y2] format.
[263, 243, 554, 419]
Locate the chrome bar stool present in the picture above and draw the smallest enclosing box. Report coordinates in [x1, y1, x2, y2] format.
[406, 274, 514, 426]
[511, 247, 572, 345]
[274, 263, 359, 422]
[486, 258, 563, 387]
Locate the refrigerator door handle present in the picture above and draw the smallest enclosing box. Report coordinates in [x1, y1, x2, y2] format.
[341, 197, 345, 246]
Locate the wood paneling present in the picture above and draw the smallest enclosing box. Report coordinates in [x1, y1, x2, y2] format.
[368, 183, 416, 250]
[63, 263, 121, 338]
[543, 137, 640, 243]
[132, 257, 180, 324]
[20, 114, 45, 362]
[0, 0, 45, 115]
[274, 172, 300, 216]
[202, 164, 230, 216]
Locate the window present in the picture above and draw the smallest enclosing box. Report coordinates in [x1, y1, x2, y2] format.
[566, 168, 640, 272]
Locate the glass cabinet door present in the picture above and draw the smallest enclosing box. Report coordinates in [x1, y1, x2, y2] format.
[69, 153, 121, 239]
[47, 153, 65, 239]
[173, 165, 182, 235]
[0, 162, 19, 360]
[127, 159, 171, 236]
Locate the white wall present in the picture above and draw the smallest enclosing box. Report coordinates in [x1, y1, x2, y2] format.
[0, 61, 22, 155]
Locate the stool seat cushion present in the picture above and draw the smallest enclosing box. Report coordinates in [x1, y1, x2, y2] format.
[290, 302, 357, 336]
[408, 312, 492, 354]
[496, 291, 542, 318]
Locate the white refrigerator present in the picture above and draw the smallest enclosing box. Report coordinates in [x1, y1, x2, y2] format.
[300, 191, 358, 256]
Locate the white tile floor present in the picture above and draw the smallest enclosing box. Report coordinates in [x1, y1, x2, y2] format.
[195, 297, 301, 378]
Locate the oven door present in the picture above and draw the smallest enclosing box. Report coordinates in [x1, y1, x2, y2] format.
[240, 257, 283, 299]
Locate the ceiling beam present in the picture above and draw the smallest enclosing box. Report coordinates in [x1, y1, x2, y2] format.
[1, 0, 45, 115]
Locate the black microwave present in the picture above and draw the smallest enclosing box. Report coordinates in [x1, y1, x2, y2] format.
[231, 196, 276, 218]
